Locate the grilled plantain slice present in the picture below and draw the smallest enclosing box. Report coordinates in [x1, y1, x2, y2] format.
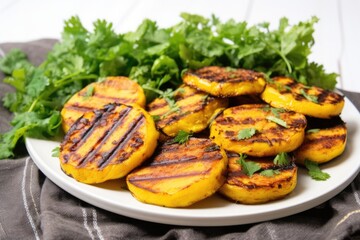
[210, 104, 307, 157]
[60, 103, 159, 184]
[61, 76, 146, 132]
[126, 138, 228, 207]
[147, 84, 228, 137]
[260, 77, 345, 119]
[219, 152, 297, 204]
[294, 116, 347, 165]
[182, 66, 266, 97]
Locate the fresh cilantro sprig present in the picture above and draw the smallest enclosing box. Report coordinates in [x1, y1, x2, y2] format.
[300, 88, 318, 103]
[266, 116, 288, 128]
[0, 14, 338, 159]
[304, 159, 331, 181]
[307, 128, 320, 133]
[238, 152, 291, 177]
[274, 152, 291, 166]
[237, 154, 261, 177]
[172, 130, 193, 144]
[237, 128, 257, 140]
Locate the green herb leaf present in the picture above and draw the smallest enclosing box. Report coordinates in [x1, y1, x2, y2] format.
[51, 146, 60, 157]
[262, 105, 285, 118]
[237, 128, 257, 140]
[237, 154, 261, 177]
[260, 169, 280, 177]
[84, 85, 95, 98]
[266, 116, 288, 128]
[300, 89, 318, 103]
[151, 115, 161, 122]
[304, 159, 331, 181]
[307, 128, 320, 133]
[172, 130, 193, 144]
[274, 152, 290, 166]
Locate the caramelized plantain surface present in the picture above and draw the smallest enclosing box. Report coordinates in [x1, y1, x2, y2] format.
[210, 104, 307, 157]
[60, 103, 159, 184]
[261, 77, 344, 119]
[126, 138, 228, 207]
[219, 152, 298, 204]
[147, 84, 228, 136]
[61, 76, 146, 132]
[182, 66, 266, 97]
[294, 117, 347, 165]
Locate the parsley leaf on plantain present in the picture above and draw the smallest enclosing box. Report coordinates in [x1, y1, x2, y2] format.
[237, 128, 257, 140]
[237, 154, 261, 177]
[172, 130, 193, 144]
[266, 116, 288, 128]
[274, 152, 291, 166]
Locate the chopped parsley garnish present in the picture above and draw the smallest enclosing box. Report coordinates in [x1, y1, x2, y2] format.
[237, 128, 257, 140]
[84, 85, 95, 98]
[151, 115, 161, 122]
[237, 154, 261, 177]
[266, 116, 288, 128]
[300, 89, 319, 103]
[262, 105, 286, 118]
[51, 146, 60, 158]
[260, 169, 280, 177]
[307, 128, 320, 133]
[274, 152, 291, 166]
[172, 130, 193, 144]
[304, 159, 331, 181]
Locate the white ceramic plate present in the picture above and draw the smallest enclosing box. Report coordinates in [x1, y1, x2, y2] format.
[26, 97, 360, 226]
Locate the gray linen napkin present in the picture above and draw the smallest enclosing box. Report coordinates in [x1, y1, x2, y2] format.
[0, 40, 360, 240]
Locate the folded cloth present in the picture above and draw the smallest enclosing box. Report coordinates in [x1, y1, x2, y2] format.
[0, 40, 360, 240]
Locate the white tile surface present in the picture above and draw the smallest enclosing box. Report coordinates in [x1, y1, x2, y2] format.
[0, 0, 359, 92]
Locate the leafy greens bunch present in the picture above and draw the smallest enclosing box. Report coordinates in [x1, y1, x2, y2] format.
[0, 13, 338, 159]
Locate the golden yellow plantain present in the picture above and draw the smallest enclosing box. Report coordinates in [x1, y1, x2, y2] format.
[126, 138, 228, 207]
[219, 152, 298, 204]
[61, 76, 146, 132]
[210, 104, 307, 157]
[147, 84, 228, 137]
[294, 117, 347, 165]
[59, 103, 159, 184]
[182, 66, 266, 97]
[260, 77, 344, 119]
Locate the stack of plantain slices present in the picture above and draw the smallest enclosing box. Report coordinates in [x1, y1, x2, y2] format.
[59, 66, 347, 207]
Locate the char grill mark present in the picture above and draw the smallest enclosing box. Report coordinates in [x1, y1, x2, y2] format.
[152, 96, 214, 126]
[97, 115, 145, 169]
[303, 133, 346, 148]
[64, 105, 97, 113]
[74, 106, 133, 167]
[227, 164, 296, 184]
[148, 152, 223, 167]
[215, 116, 258, 125]
[66, 106, 117, 151]
[128, 169, 212, 183]
[192, 67, 263, 83]
[77, 91, 137, 103]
